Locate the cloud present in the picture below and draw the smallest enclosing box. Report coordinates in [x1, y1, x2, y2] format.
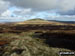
[46, 15, 75, 21]
[57, 0, 75, 15]
[0, 0, 10, 15]
[0, 0, 75, 22]
[4, 0, 58, 11]
[4, 0, 75, 15]
[0, 17, 25, 22]
[13, 8, 32, 16]
[58, 0, 75, 11]
[1, 9, 12, 17]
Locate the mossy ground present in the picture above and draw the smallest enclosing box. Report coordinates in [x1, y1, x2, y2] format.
[0, 31, 73, 56]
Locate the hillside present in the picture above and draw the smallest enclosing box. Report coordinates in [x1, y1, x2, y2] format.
[14, 18, 75, 26]
[16, 18, 50, 24]
[1, 18, 75, 26]
[0, 32, 72, 56]
[0, 18, 75, 56]
[0, 18, 75, 33]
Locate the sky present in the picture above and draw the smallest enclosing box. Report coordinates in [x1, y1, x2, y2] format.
[0, 0, 75, 22]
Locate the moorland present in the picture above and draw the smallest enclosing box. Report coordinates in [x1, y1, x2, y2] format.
[0, 19, 75, 56]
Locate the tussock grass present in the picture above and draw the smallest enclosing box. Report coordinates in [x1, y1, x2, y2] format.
[0, 32, 73, 56]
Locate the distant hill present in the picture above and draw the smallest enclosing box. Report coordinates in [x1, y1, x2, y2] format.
[16, 18, 51, 24]
[48, 20, 75, 24]
[13, 18, 75, 26]
[27, 18, 45, 21]
[1, 18, 75, 26]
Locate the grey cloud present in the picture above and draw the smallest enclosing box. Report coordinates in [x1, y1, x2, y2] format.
[58, 10, 75, 15]
[3, 0, 75, 15]
[46, 16, 75, 21]
[57, 0, 75, 15]
[4, 0, 58, 11]
[0, 0, 10, 15]
[13, 8, 32, 16]
[58, 0, 75, 12]
[0, 17, 25, 22]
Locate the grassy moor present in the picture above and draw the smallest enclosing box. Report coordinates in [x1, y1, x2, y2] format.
[0, 19, 75, 56]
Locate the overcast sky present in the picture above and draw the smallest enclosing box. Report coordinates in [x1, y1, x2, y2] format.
[0, 0, 75, 22]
